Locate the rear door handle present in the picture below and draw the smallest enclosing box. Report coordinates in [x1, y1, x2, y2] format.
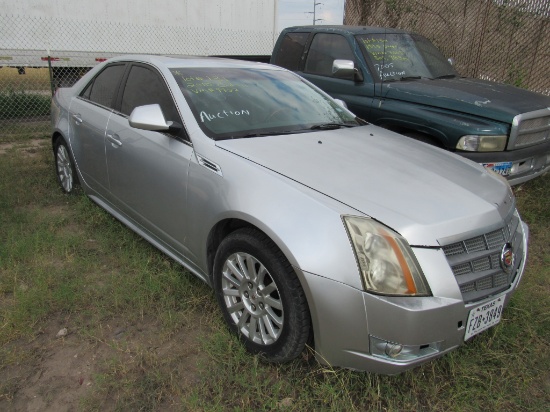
[106, 132, 122, 148]
[72, 114, 83, 125]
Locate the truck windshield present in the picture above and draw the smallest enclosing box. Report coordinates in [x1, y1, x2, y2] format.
[170, 67, 358, 140]
[357, 33, 457, 82]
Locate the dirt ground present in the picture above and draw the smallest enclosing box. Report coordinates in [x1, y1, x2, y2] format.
[0, 138, 47, 156]
[1, 315, 204, 411]
[3, 316, 124, 411]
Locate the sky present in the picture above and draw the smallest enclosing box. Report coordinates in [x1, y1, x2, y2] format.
[277, 0, 345, 32]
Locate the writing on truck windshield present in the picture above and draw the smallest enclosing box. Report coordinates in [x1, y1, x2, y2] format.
[170, 67, 358, 140]
[357, 33, 457, 81]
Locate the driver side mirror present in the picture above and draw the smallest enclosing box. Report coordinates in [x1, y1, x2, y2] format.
[129, 104, 171, 131]
[332, 59, 364, 83]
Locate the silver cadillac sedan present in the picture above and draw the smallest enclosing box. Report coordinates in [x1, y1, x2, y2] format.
[50, 55, 528, 374]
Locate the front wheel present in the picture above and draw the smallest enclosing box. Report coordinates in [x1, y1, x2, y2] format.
[213, 228, 311, 362]
[54, 137, 79, 194]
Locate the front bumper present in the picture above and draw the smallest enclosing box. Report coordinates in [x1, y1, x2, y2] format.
[457, 140, 550, 185]
[296, 222, 529, 375]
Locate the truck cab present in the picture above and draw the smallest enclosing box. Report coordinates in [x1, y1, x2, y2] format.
[271, 25, 550, 185]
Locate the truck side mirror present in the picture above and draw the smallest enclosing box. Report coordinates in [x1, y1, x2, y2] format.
[332, 59, 364, 83]
[448, 58, 455, 66]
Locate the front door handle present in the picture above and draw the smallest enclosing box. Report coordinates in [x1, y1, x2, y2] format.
[106, 132, 122, 148]
[72, 113, 83, 125]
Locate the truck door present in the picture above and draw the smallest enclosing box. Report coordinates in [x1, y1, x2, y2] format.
[300, 33, 376, 119]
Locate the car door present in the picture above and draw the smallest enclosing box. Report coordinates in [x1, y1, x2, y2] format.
[69, 63, 126, 194]
[300, 33, 376, 119]
[105, 63, 193, 253]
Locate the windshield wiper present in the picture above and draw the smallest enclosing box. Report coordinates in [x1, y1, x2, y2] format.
[239, 130, 301, 138]
[432, 74, 457, 79]
[237, 123, 358, 138]
[310, 123, 357, 130]
[382, 76, 421, 83]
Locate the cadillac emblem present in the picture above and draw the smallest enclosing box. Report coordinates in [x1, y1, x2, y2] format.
[500, 243, 515, 273]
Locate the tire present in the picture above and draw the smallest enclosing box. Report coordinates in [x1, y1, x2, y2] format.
[54, 137, 79, 194]
[213, 228, 311, 362]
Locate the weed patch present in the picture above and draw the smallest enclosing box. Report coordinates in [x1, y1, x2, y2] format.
[0, 91, 51, 120]
[0, 138, 549, 410]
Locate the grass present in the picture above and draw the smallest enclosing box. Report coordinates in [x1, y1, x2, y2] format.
[0, 67, 51, 141]
[0, 67, 50, 93]
[0, 91, 51, 120]
[0, 137, 549, 410]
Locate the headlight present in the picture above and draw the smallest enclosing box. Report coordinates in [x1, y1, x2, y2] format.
[343, 216, 431, 296]
[456, 135, 507, 152]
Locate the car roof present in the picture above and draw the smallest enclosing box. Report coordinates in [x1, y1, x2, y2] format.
[282, 25, 412, 35]
[104, 54, 277, 70]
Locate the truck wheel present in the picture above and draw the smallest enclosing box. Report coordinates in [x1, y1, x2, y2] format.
[213, 228, 311, 362]
[54, 137, 79, 194]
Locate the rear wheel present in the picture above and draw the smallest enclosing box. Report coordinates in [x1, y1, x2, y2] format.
[213, 228, 310, 362]
[54, 137, 79, 194]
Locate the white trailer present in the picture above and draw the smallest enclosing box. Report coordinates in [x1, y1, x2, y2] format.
[0, 0, 279, 70]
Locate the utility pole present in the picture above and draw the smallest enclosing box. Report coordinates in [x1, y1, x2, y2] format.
[306, 1, 323, 25]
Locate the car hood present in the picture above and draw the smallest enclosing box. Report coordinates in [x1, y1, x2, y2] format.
[382, 77, 550, 124]
[216, 126, 513, 246]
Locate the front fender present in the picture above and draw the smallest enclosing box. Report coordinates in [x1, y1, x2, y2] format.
[372, 99, 510, 149]
[185, 147, 364, 291]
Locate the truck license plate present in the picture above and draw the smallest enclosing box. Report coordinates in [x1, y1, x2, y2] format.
[483, 162, 513, 176]
[464, 296, 505, 341]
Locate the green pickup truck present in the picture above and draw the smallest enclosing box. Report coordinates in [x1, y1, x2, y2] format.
[271, 25, 550, 185]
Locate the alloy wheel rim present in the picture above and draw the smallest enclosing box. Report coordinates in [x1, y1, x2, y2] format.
[221, 252, 283, 345]
[56, 145, 73, 192]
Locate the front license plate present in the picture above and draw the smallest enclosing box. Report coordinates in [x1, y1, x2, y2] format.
[464, 296, 505, 341]
[483, 161, 513, 176]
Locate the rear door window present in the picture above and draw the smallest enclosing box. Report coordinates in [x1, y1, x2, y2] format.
[81, 64, 126, 108]
[273, 33, 309, 71]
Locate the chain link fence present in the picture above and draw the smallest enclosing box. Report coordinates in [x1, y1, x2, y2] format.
[2, 3, 549, 140]
[344, 0, 549, 95]
[0, 12, 276, 140]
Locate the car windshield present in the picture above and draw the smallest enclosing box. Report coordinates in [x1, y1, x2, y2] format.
[357, 33, 457, 82]
[170, 67, 359, 140]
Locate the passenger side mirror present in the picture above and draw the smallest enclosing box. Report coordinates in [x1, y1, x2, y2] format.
[129, 104, 170, 131]
[333, 99, 348, 109]
[332, 59, 364, 82]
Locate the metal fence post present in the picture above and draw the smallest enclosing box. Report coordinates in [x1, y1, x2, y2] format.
[47, 49, 55, 97]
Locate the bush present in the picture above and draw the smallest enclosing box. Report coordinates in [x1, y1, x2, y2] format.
[0, 90, 51, 120]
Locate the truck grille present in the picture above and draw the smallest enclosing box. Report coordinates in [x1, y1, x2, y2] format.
[442, 209, 525, 303]
[509, 109, 550, 149]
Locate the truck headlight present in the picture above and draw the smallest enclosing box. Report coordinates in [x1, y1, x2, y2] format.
[456, 135, 507, 152]
[343, 216, 431, 296]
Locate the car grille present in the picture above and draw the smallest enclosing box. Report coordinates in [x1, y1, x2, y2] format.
[442, 209, 525, 303]
[509, 109, 550, 149]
